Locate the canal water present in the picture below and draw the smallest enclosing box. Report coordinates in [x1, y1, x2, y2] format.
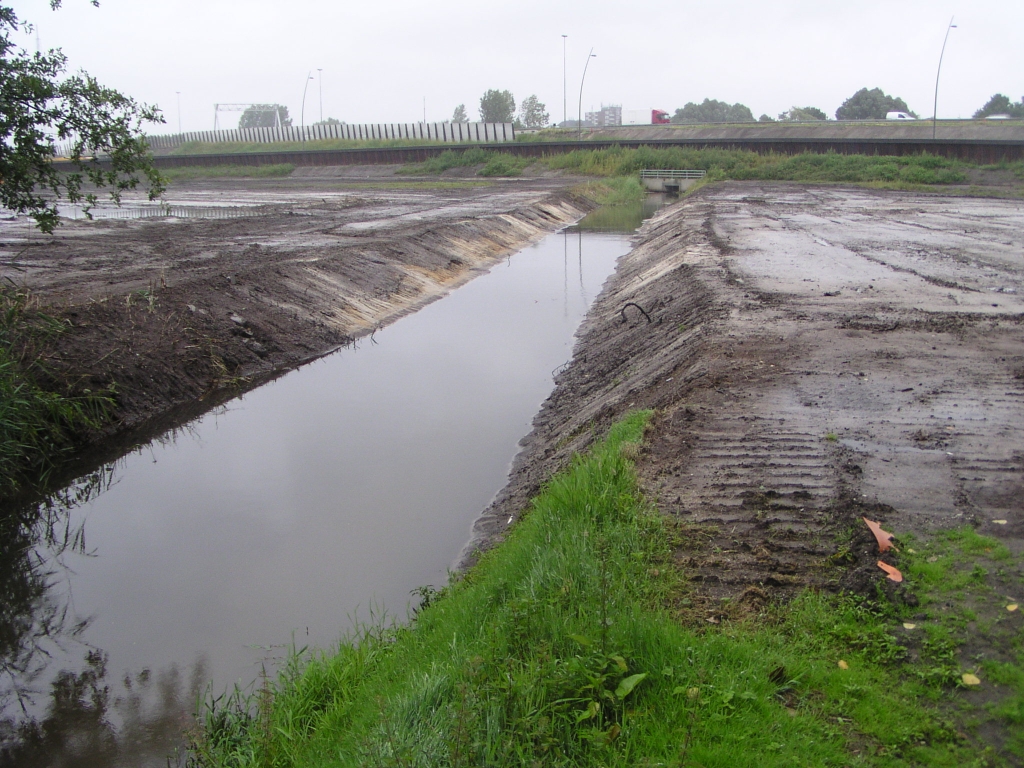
[0, 205, 655, 766]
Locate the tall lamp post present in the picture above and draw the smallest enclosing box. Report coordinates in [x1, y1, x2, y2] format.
[317, 68, 323, 124]
[175, 91, 181, 134]
[301, 71, 315, 136]
[561, 34, 568, 126]
[932, 16, 957, 140]
[577, 48, 596, 141]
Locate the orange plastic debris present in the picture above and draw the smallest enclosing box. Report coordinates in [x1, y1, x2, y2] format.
[877, 561, 903, 582]
[863, 517, 895, 553]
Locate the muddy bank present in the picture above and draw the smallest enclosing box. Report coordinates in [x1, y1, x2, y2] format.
[0, 179, 594, 477]
[461, 183, 1024, 606]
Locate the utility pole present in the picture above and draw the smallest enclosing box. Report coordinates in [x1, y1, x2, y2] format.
[301, 71, 315, 135]
[577, 49, 596, 140]
[562, 34, 568, 126]
[423, 97, 427, 124]
[176, 91, 182, 133]
[932, 16, 957, 140]
[317, 68, 323, 124]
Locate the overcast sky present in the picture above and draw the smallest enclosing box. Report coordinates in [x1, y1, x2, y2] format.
[11, 0, 1024, 132]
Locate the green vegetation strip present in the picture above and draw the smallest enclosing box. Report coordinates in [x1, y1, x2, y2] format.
[545, 146, 969, 185]
[0, 288, 112, 495]
[190, 412, 1020, 766]
[399, 145, 1006, 193]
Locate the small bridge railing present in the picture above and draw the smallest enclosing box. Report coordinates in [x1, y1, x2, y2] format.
[640, 169, 707, 179]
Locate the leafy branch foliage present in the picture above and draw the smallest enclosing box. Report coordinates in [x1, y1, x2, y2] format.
[0, 1, 165, 233]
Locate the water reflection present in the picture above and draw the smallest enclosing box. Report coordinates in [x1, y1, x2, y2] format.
[0, 468, 111, 716]
[1, 650, 207, 768]
[0, 205, 661, 766]
[0, 467, 206, 766]
[572, 193, 668, 233]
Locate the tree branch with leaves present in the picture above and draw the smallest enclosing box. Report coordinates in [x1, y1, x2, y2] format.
[0, 1, 164, 233]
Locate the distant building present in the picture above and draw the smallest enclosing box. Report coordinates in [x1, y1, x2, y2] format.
[584, 105, 622, 127]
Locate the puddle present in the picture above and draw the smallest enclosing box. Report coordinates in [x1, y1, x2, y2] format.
[0, 224, 642, 766]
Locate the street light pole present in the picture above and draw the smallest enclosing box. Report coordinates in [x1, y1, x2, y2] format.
[176, 91, 181, 134]
[301, 71, 314, 137]
[577, 48, 595, 141]
[932, 16, 957, 140]
[561, 34, 567, 126]
[317, 68, 323, 124]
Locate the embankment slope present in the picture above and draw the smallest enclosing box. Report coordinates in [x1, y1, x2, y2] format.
[464, 183, 1024, 603]
[0, 181, 594, 468]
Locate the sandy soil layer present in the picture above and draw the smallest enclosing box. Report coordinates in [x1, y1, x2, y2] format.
[465, 184, 1023, 608]
[0, 176, 592, 468]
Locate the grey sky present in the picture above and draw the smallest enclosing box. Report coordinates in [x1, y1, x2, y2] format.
[12, 0, 1024, 133]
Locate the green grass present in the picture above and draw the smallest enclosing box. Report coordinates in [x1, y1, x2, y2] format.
[189, 413, 1015, 767]
[0, 288, 113, 496]
[398, 148, 533, 177]
[572, 176, 647, 206]
[160, 164, 296, 181]
[396, 145, 978, 190]
[543, 146, 969, 185]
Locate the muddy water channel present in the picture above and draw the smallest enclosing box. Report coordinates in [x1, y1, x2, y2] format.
[0, 222, 638, 765]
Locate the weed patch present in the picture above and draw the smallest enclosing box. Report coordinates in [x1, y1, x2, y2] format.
[0, 288, 113, 495]
[399, 148, 531, 177]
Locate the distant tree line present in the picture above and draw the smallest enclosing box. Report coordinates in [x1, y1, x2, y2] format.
[449, 91, 550, 128]
[236, 87, 1018, 139]
[671, 99, 754, 124]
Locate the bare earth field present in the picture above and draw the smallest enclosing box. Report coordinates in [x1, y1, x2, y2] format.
[0, 176, 591, 466]
[3, 175, 1023, 756]
[468, 183, 1023, 612]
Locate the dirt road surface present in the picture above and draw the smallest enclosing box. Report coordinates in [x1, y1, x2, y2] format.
[0, 176, 591, 466]
[467, 184, 1023, 611]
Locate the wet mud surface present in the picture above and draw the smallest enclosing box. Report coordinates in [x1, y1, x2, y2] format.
[467, 183, 1023, 609]
[0, 176, 592, 467]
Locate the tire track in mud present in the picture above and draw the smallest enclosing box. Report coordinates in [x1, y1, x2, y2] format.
[466, 184, 1024, 614]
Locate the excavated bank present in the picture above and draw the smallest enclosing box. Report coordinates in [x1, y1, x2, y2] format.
[0, 181, 595, 487]
[461, 183, 1024, 614]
